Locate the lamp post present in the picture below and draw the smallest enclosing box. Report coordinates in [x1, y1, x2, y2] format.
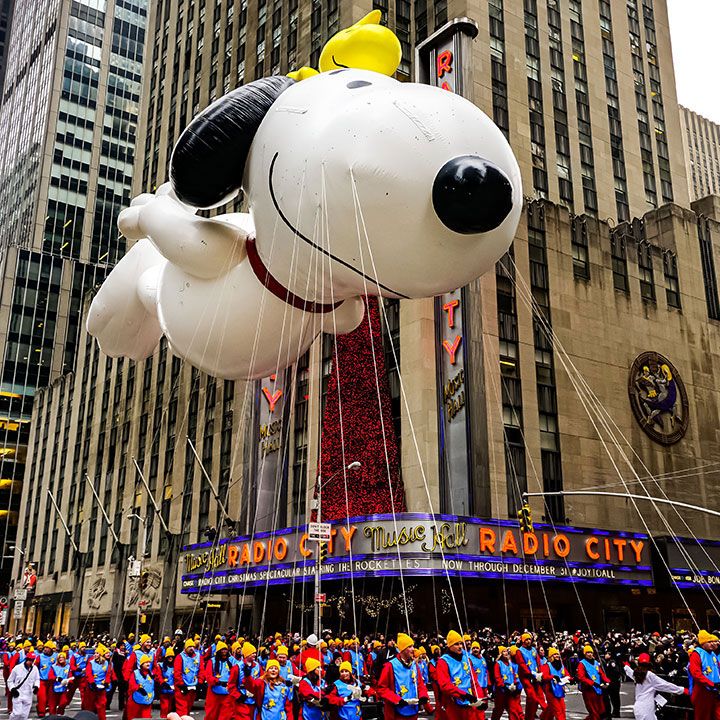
[312, 461, 361, 637]
[127, 513, 146, 639]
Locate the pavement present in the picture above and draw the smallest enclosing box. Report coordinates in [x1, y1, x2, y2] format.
[0, 676, 637, 719]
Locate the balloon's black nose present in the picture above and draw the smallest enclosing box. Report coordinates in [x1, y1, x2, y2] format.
[432, 155, 514, 234]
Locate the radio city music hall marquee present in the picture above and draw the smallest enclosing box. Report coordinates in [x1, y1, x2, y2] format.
[180, 513, 653, 593]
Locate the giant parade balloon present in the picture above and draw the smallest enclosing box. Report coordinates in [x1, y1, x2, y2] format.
[87, 16, 522, 380]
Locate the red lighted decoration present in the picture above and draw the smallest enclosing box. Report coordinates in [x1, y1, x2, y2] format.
[314, 296, 405, 520]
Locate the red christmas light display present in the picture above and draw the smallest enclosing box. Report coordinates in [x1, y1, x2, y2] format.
[315, 296, 405, 520]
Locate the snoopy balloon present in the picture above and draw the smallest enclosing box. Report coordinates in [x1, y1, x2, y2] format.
[87, 20, 522, 380]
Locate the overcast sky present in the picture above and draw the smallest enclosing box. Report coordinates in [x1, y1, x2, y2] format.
[667, 0, 720, 123]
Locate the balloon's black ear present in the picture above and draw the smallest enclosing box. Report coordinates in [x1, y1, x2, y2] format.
[170, 76, 295, 208]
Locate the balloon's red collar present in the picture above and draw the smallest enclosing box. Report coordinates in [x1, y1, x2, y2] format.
[245, 237, 342, 314]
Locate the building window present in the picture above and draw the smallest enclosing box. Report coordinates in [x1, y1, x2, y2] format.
[698, 217, 720, 320]
[637, 240, 655, 303]
[610, 231, 629, 293]
[571, 216, 590, 280]
[663, 251, 680, 309]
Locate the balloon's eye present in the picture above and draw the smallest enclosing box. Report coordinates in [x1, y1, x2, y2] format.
[347, 80, 372, 89]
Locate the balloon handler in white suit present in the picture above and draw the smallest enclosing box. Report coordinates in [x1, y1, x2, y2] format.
[7, 651, 39, 720]
[624, 653, 687, 720]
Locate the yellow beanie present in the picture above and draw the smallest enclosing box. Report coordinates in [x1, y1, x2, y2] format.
[509, 645, 518, 655]
[463, 634, 471, 642]
[96, 644, 108, 655]
[184, 639, 196, 650]
[446, 630, 463, 646]
[231, 641, 242, 653]
[520, 632, 532, 642]
[242, 642, 257, 658]
[418, 646, 427, 655]
[140, 634, 151, 644]
[340, 660, 353, 672]
[165, 648, 175, 658]
[430, 645, 440, 654]
[277, 645, 289, 656]
[397, 633, 414, 652]
[305, 657, 321, 673]
[548, 647, 560, 659]
[139, 654, 152, 665]
[698, 630, 719, 645]
[583, 645, 594, 654]
[471, 641, 480, 650]
[497, 646, 507, 657]
[215, 642, 228, 653]
[266, 659, 280, 670]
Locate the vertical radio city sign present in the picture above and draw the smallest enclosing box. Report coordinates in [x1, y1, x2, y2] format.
[416, 19, 480, 516]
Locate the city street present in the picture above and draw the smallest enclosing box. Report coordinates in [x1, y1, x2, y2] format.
[0, 676, 637, 719]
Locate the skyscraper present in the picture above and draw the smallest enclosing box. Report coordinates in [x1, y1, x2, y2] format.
[0, 0, 14, 92]
[0, 0, 148, 588]
[680, 105, 720, 201]
[12, 0, 720, 634]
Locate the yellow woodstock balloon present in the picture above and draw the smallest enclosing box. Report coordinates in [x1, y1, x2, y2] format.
[318, 10, 401, 75]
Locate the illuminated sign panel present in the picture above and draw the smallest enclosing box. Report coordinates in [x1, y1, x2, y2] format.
[180, 513, 653, 592]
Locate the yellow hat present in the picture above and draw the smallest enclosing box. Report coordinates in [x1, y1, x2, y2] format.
[194, 635, 200, 641]
[463, 634, 471, 642]
[37, 641, 44, 648]
[231, 641, 242, 653]
[140, 634, 151, 644]
[79, 642, 86, 649]
[418, 646, 427, 655]
[165, 648, 175, 658]
[509, 645, 518, 655]
[320, 641, 328, 649]
[373, 641, 382, 649]
[128, 634, 135, 640]
[184, 639, 196, 650]
[446, 630, 463, 646]
[8, 642, 14, 649]
[45, 641, 55, 650]
[134, 645, 140, 651]
[215, 635, 222, 641]
[521, 633, 532, 642]
[215, 642, 228, 653]
[305, 657, 322, 673]
[698, 630, 719, 645]
[23, 640, 32, 649]
[471, 641, 480, 650]
[430, 645, 440, 654]
[242, 642, 257, 658]
[96, 644, 108, 655]
[277, 645, 289, 656]
[266, 659, 280, 670]
[497, 646, 507, 657]
[583, 645, 594, 654]
[259, 646, 266, 654]
[340, 661, 353, 672]
[62, 645, 70, 653]
[334, 638, 341, 645]
[548, 647, 560, 659]
[396, 633, 414, 652]
[139, 654, 152, 665]
[275, 633, 283, 639]
[57, 652, 67, 660]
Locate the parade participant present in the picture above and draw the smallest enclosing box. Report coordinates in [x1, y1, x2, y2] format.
[124, 634, 135, 655]
[468, 643, 488, 700]
[7, 651, 39, 720]
[277, 645, 294, 682]
[48, 652, 72, 715]
[174, 638, 201, 716]
[515, 633, 547, 720]
[575, 645, 609, 720]
[69, 641, 91, 708]
[436, 631, 484, 720]
[127, 654, 155, 720]
[2, 641, 15, 711]
[416, 647, 430, 686]
[241, 658, 294, 720]
[232, 640, 244, 666]
[327, 660, 367, 720]
[343, 639, 364, 679]
[490, 647, 522, 720]
[85, 644, 115, 720]
[35, 640, 58, 718]
[298, 658, 329, 720]
[624, 653, 687, 720]
[228, 641, 263, 720]
[377, 633, 430, 720]
[123, 633, 154, 680]
[154, 646, 176, 717]
[110, 642, 128, 711]
[322, 641, 334, 668]
[539, 648, 571, 720]
[205, 641, 234, 720]
[688, 630, 720, 720]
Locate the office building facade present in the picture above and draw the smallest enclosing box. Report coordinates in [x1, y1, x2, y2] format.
[680, 106, 720, 201]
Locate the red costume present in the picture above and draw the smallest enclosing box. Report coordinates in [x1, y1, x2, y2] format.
[153, 661, 176, 718]
[242, 672, 296, 720]
[377, 658, 430, 720]
[539, 662, 569, 720]
[689, 650, 720, 720]
[490, 661, 523, 720]
[435, 655, 483, 720]
[515, 648, 547, 720]
[174, 652, 199, 715]
[205, 658, 234, 720]
[575, 661, 609, 720]
[126, 669, 154, 719]
[85, 659, 115, 720]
